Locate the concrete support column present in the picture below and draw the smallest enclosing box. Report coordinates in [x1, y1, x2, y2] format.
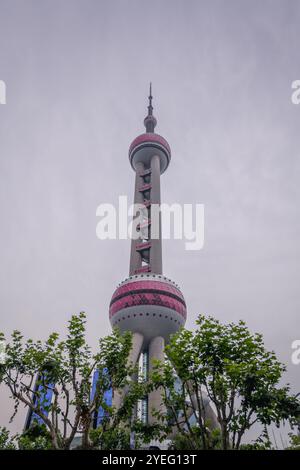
[148, 336, 166, 424]
[187, 384, 220, 430]
[112, 332, 144, 411]
[129, 162, 145, 276]
[149, 155, 162, 274]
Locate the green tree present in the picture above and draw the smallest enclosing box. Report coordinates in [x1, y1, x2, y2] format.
[17, 423, 52, 450]
[0, 427, 16, 450]
[151, 315, 300, 450]
[286, 432, 300, 450]
[89, 419, 162, 450]
[0, 312, 148, 449]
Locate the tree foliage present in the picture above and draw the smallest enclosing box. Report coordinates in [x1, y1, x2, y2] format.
[0, 427, 16, 450]
[0, 312, 148, 449]
[151, 315, 300, 450]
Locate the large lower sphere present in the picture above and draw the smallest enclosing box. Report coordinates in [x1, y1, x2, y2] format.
[109, 274, 187, 346]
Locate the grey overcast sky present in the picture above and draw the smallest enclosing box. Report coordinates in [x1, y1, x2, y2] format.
[0, 0, 300, 443]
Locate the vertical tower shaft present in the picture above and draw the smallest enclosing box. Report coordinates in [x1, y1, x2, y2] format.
[129, 161, 145, 275]
[129, 154, 162, 275]
[149, 155, 162, 274]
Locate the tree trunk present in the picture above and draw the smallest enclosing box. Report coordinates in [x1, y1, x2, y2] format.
[221, 422, 229, 450]
[50, 430, 60, 450]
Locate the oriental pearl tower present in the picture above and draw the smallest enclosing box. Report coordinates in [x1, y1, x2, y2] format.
[109, 85, 187, 424]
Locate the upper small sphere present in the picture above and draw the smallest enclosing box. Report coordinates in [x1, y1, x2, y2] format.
[129, 133, 171, 174]
[144, 114, 157, 132]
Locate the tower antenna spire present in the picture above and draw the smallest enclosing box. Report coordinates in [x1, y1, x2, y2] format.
[148, 82, 153, 115]
[144, 82, 157, 132]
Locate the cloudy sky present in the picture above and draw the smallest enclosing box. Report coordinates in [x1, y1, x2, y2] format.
[0, 0, 300, 444]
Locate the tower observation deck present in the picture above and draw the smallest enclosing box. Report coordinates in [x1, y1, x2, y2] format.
[109, 85, 187, 425]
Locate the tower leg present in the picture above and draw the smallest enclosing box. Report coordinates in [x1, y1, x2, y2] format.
[148, 336, 166, 424]
[112, 332, 144, 411]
